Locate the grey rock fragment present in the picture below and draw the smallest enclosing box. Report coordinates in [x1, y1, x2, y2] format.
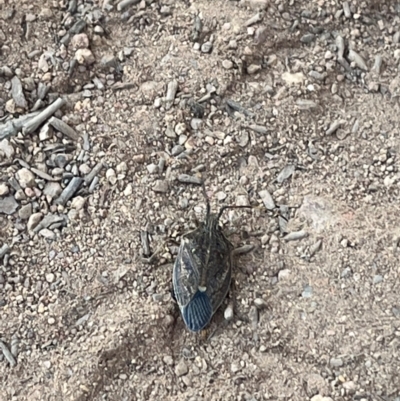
[175, 359, 188, 377]
[117, 0, 140, 11]
[329, 357, 343, 367]
[54, 177, 83, 206]
[309, 240, 322, 256]
[0, 341, 17, 367]
[0, 139, 15, 159]
[301, 33, 315, 43]
[18, 204, 32, 220]
[16, 168, 36, 188]
[84, 162, 103, 185]
[43, 182, 63, 198]
[48, 117, 79, 141]
[232, 244, 254, 255]
[247, 124, 268, 134]
[245, 12, 262, 27]
[249, 305, 259, 330]
[153, 180, 169, 193]
[0, 112, 41, 140]
[277, 164, 295, 183]
[0, 244, 10, 259]
[302, 285, 313, 298]
[348, 49, 368, 71]
[0, 196, 18, 215]
[33, 214, 66, 233]
[190, 118, 202, 130]
[296, 99, 318, 110]
[224, 303, 234, 321]
[201, 42, 213, 53]
[165, 80, 178, 110]
[259, 189, 275, 210]
[27, 213, 43, 232]
[326, 120, 344, 136]
[0, 183, 9, 197]
[284, 230, 308, 242]
[22, 98, 66, 135]
[342, 1, 351, 18]
[178, 174, 202, 185]
[39, 228, 56, 240]
[11, 76, 28, 109]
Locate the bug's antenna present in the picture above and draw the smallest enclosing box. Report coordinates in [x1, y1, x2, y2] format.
[217, 205, 252, 222]
[201, 182, 211, 219]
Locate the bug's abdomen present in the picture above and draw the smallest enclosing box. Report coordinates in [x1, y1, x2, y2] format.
[182, 290, 212, 332]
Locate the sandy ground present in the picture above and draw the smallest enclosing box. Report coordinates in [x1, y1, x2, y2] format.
[0, 0, 400, 400]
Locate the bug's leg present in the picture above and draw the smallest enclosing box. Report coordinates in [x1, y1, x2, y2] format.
[170, 283, 177, 303]
[140, 238, 175, 265]
[201, 181, 211, 219]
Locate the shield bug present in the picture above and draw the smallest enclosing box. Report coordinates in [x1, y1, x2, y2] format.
[172, 186, 251, 332]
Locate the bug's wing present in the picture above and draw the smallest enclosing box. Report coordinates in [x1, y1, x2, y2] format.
[206, 230, 234, 312]
[182, 290, 212, 332]
[173, 238, 201, 307]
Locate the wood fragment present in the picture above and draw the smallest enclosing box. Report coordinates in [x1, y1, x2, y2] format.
[22, 98, 66, 135]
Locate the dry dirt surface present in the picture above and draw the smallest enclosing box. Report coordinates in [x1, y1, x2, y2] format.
[1, 0, 400, 400]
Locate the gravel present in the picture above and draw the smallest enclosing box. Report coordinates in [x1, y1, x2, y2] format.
[0, 1, 399, 400]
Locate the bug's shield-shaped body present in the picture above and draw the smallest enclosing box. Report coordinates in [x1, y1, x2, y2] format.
[173, 215, 234, 332]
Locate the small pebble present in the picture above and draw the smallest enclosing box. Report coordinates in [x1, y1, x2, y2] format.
[329, 357, 343, 368]
[175, 359, 188, 377]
